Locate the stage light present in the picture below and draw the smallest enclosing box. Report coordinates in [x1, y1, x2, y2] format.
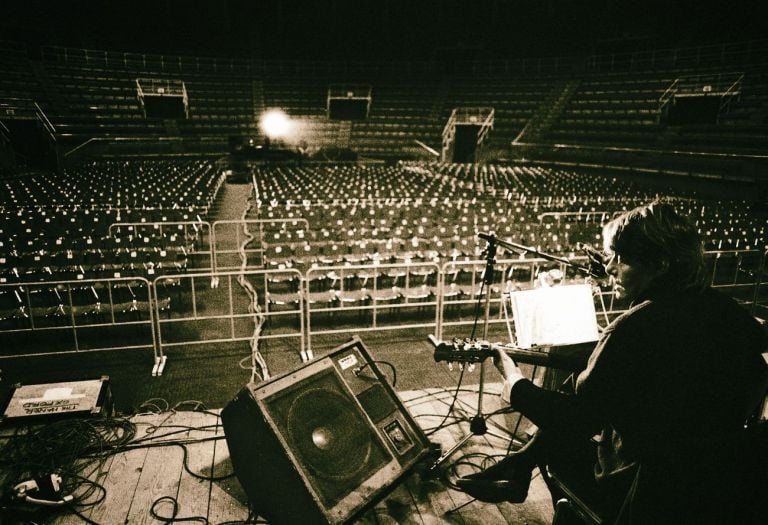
[259, 110, 292, 139]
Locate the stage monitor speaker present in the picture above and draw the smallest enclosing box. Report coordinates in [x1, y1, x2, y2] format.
[221, 337, 430, 525]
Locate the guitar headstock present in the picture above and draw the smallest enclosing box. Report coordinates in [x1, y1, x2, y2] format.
[432, 339, 496, 364]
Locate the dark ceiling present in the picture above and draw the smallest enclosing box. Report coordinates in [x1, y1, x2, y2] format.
[2, 0, 766, 60]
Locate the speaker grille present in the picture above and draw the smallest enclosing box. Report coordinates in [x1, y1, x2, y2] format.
[265, 368, 390, 508]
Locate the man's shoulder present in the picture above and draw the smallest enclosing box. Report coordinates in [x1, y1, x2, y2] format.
[605, 298, 655, 333]
[607, 286, 760, 334]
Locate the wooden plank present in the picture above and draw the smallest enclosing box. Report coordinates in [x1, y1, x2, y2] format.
[53, 448, 119, 524]
[373, 480, 427, 525]
[83, 413, 155, 524]
[400, 387, 470, 524]
[477, 393, 554, 525]
[125, 411, 187, 525]
[11, 388, 553, 525]
[205, 409, 250, 524]
[175, 409, 215, 521]
[401, 384, 557, 525]
[438, 388, 511, 525]
[411, 385, 554, 525]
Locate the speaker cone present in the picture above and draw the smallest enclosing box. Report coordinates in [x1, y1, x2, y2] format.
[287, 388, 372, 480]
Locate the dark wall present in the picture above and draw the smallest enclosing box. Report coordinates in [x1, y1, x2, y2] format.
[2, 0, 767, 61]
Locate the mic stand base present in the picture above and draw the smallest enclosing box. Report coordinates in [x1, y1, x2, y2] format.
[427, 415, 488, 474]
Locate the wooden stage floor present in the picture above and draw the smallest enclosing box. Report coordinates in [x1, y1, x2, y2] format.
[1, 384, 554, 524]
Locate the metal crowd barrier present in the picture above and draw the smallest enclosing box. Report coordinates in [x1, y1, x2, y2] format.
[109, 220, 214, 274]
[211, 218, 310, 272]
[2, 248, 764, 377]
[0, 276, 158, 362]
[152, 268, 304, 373]
[304, 261, 442, 355]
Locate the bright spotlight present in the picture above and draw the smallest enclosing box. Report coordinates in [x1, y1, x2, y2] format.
[260, 110, 292, 139]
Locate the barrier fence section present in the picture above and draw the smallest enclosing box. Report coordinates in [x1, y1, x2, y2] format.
[212, 218, 310, 272]
[705, 248, 767, 316]
[304, 262, 442, 355]
[108, 220, 214, 274]
[0, 276, 158, 363]
[436, 255, 616, 339]
[1, 249, 763, 376]
[152, 268, 304, 374]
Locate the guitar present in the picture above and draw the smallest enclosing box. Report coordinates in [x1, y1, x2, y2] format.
[429, 335, 590, 371]
[431, 338, 496, 365]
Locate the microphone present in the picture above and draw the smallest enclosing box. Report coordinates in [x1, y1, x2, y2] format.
[477, 232, 495, 243]
[577, 243, 608, 279]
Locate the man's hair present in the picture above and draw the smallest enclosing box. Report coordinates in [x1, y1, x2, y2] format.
[603, 199, 707, 291]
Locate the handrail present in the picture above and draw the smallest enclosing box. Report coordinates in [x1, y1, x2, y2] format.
[442, 108, 457, 143]
[33, 101, 56, 134]
[153, 268, 304, 373]
[212, 218, 310, 272]
[657, 78, 679, 120]
[1, 248, 762, 373]
[477, 108, 495, 144]
[719, 73, 744, 115]
[0, 119, 9, 143]
[537, 210, 614, 222]
[413, 139, 440, 157]
[64, 137, 97, 157]
[720, 73, 744, 99]
[511, 141, 768, 162]
[39, 38, 767, 76]
[62, 135, 226, 158]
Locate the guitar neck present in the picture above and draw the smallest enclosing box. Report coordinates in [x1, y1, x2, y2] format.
[501, 345, 590, 372]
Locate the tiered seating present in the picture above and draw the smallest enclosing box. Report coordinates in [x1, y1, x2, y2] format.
[444, 77, 555, 148]
[351, 79, 441, 156]
[1, 43, 761, 160]
[662, 70, 768, 154]
[546, 66, 768, 155]
[0, 46, 42, 104]
[37, 47, 257, 150]
[178, 76, 254, 136]
[549, 74, 671, 146]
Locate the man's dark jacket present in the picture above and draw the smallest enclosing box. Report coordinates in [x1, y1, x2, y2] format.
[510, 284, 768, 524]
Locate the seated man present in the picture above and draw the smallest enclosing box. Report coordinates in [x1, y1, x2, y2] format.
[457, 200, 768, 524]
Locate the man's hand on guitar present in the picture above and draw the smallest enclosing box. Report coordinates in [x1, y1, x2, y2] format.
[494, 347, 525, 405]
[493, 347, 522, 381]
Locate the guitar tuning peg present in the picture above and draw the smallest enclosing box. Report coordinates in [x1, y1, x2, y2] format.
[448, 362, 454, 371]
[468, 363, 476, 373]
[459, 363, 464, 371]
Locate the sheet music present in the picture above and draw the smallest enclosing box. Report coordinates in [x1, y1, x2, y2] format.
[510, 284, 600, 349]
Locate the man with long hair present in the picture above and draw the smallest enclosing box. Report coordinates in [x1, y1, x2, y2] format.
[457, 200, 767, 524]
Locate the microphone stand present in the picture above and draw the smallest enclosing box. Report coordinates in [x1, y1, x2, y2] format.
[429, 233, 521, 472]
[428, 234, 603, 473]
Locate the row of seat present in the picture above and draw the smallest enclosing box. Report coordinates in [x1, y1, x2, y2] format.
[1, 159, 223, 281]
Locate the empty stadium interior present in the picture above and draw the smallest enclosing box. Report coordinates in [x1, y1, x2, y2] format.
[0, 2, 767, 524]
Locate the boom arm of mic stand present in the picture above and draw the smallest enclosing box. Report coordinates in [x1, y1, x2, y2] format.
[493, 237, 593, 277]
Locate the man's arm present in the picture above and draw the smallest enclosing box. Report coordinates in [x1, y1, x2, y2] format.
[494, 347, 602, 439]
